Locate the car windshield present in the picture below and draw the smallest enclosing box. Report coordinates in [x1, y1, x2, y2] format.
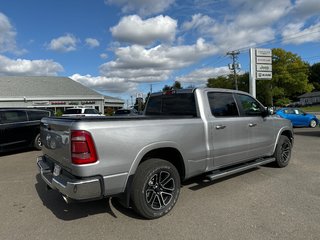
[115, 110, 131, 115]
[64, 109, 82, 114]
[84, 109, 99, 114]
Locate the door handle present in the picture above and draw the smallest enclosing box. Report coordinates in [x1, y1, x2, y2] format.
[216, 125, 226, 130]
[249, 123, 257, 127]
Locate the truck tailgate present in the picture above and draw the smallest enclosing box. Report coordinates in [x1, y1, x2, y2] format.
[41, 117, 74, 170]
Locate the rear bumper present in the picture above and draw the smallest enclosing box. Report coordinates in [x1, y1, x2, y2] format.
[37, 156, 102, 201]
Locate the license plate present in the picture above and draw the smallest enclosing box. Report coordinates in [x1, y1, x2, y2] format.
[53, 164, 61, 176]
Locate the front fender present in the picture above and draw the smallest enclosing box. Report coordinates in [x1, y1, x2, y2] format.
[273, 126, 294, 154]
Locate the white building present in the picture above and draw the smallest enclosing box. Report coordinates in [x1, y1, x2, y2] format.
[299, 91, 320, 105]
[0, 76, 124, 114]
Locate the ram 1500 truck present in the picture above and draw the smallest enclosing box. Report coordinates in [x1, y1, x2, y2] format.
[37, 88, 294, 219]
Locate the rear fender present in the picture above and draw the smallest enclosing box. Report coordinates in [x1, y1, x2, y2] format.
[120, 141, 184, 206]
[127, 141, 183, 178]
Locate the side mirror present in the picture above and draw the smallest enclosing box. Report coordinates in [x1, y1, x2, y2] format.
[262, 108, 270, 118]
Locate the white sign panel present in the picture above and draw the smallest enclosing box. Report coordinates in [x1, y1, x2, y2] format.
[257, 71, 272, 80]
[256, 56, 272, 64]
[256, 64, 272, 71]
[256, 48, 272, 57]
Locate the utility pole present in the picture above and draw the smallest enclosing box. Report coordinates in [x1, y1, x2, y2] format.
[227, 50, 240, 90]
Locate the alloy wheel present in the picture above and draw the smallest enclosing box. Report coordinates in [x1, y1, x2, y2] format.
[145, 170, 175, 210]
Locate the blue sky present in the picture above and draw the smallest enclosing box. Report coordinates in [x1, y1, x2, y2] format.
[1, 0, 320, 103]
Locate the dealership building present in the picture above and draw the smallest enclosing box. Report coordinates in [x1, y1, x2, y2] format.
[0, 76, 124, 114]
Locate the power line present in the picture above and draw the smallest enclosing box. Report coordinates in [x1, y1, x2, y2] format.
[234, 27, 320, 54]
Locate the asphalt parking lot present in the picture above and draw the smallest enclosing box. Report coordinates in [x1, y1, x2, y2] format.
[0, 128, 319, 240]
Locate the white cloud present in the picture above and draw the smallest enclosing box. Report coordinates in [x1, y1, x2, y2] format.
[69, 39, 218, 94]
[183, 13, 276, 53]
[100, 38, 218, 83]
[214, 25, 275, 52]
[106, 0, 175, 17]
[293, 0, 320, 19]
[0, 12, 17, 53]
[85, 38, 100, 48]
[182, 14, 215, 33]
[100, 53, 108, 59]
[110, 15, 177, 45]
[176, 67, 230, 85]
[0, 54, 64, 76]
[282, 22, 320, 44]
[70, 73, 138, 93]
[233, 0, 291, 28]
[47, 34, 78, 52]
[181, 0, 293, 52]
[0, 12, 26, 55]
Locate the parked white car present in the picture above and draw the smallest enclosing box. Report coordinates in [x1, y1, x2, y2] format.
[62, 108, 103, 117]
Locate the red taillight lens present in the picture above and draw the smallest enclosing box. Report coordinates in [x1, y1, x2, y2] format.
[71, 130, 98, 164]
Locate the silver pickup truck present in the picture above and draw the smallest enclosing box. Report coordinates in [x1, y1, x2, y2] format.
[37, 88, 293, 219]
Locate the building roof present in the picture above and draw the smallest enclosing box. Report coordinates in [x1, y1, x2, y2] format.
[299, 91, 320, 98]
[0, 76, 102, 98]
[104, 96, 124, 104]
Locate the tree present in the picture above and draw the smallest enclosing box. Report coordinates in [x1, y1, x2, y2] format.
[207, 73, 249, 91]
[162, 81, 183, 92]
[207, 75, 234, 89]
[309, 62, 320, 91]
[206, 49, 314, 106]
[105, 107, 114, 116]
[162, 85, 171, 92]
[207, 73, 271, 105]
[272, 48, 313, 105]
[172, 81, 182, 90]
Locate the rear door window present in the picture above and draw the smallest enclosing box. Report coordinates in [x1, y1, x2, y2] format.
[0, 111, 28, 123]
[207, 92, 239, 117]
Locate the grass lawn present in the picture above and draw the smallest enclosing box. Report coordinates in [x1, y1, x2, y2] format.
[301, 105, 320, 112]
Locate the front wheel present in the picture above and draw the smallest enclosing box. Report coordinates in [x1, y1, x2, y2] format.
[310, 119, 317, 128]
[273, 135, 292, 168]
[131, 159, 181, 219]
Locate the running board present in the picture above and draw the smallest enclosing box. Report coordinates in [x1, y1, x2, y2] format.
[206, 157, 275, 182]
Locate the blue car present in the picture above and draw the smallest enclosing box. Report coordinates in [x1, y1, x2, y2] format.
[276, 108, 319, 128]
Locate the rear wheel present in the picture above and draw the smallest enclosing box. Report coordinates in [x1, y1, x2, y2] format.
[34, 133, 42, 150]
[131, 159, 180, 219]
[273, 135, 292, 168]
[310, 119, 317, 128]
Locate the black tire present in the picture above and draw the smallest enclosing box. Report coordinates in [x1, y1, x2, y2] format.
[310, 119, 317, 128]
[273, 135, 292, 168]
[34, 133, 42, 150]
[131, 159, 181, 219]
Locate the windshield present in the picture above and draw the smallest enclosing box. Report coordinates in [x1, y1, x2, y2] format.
[64, 109, 82, 114]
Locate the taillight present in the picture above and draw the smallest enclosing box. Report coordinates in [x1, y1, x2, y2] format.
[71, 130, 98, 164]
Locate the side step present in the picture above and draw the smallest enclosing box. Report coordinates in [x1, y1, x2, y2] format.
[206, 157, 275, 181]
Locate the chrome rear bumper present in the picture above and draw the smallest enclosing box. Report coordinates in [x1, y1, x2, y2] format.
[37, 156, 102, 201]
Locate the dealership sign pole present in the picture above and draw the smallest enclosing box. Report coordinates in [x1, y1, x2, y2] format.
[249, 48, 272, 98]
